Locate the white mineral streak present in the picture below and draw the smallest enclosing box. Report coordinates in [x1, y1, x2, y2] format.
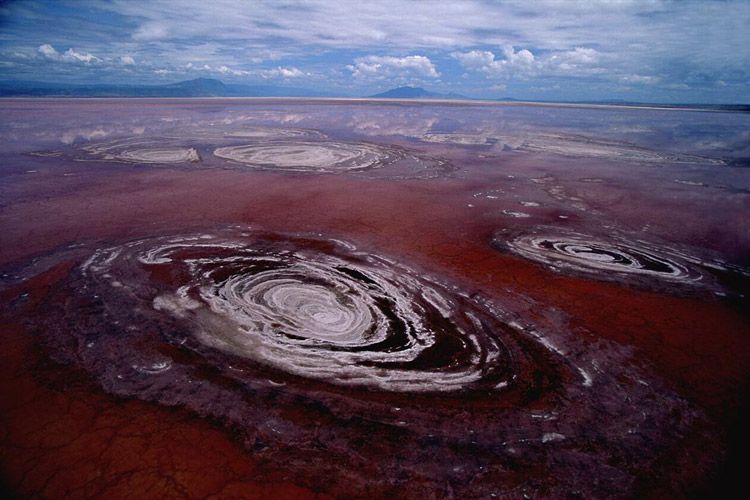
[516, 133, 724, 165]
[421, 130, 721, 164]
[501, 210, 531, 218]
[420, 133, 492, 145]
[118, 147, 199, 164]
[132, 360, 173, 374]
[541, 432, 566, 443]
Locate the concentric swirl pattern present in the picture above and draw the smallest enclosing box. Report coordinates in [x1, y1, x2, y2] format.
[212, 141, 398, 173]
[84, 231, 526, 392]
[72, 132, 453, 178]
[26, 228, 698, 497]
[80, 137, 200, 164]
[491, 228, 748, 292]
[513, 236, 694, 279]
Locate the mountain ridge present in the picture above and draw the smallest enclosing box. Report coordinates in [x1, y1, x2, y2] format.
[369, 86, 470, 100]
[1, 79, 747, 111]
[0, 77, 336, 98]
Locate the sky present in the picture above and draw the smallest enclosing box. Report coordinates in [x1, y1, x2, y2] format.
[0, 0, 748, 103]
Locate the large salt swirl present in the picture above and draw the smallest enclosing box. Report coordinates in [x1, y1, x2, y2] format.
[213, 141, 398, 173]
[25, 227, 702, 496]
[82, 231, 527, 392]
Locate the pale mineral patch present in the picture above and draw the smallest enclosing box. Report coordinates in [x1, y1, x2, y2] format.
[420, 133, 492, 145]
[213, 141, 395, 173]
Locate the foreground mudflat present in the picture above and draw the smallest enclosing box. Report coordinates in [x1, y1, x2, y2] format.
[1, 99, 748, 498]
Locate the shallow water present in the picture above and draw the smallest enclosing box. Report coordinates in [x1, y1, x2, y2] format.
[1, 98, 749, 498]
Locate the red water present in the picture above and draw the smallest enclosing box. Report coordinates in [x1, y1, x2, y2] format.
[1, 99, 748, 498]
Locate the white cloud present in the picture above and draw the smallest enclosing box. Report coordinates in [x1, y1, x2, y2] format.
[183, 62, 254, 77]
[560, 47, 599, 65]
[7, 1, 748, 100]
[452, 50, 496, 70]
[38, 44, 100, 64]
[120, 55, 135, 65]
[186, 62, 213, 71]
[63, 48, 99, 63]
[38, 44, 57, 58]
[621, 74, 660, 85]
[452, 46, 535, 76]
[502, 46, 535, 67]
[546, 47, 602, 74]
[260, 66, 306, 78]
[666, 83, 690, 90]
[103, 1, 691, 52]
[133, 22, 168, 41]
[218, 65, 249, 76]
[453, 46, 603, 78]
[347, 55, 439, 79]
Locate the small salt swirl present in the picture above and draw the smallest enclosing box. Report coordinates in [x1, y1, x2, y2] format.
[491, 228, 749, 293]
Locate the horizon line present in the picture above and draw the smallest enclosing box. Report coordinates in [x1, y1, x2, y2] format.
[1, 95, 746, 113]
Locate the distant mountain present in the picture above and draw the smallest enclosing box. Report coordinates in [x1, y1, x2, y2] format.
[2, 80, 746, 110]
[166, 77, 229, 96]
[0, 78, 336, 98]
[369, 86, 470, 100]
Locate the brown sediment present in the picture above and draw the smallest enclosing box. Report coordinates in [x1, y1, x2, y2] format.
[0, 320, 329, 499]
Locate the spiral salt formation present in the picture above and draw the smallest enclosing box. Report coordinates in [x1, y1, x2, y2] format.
[80, 137, 200, 164]
[77, 134, 452, 177]
[491, 228, 742, 292]
[213, 141, 397, 173]
[30, 228, 697, 497]
[514, 236, 693, 278]
[82, 231, 527, 392]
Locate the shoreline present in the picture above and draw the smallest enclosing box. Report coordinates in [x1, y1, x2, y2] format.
[1, 95, 746, 113]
